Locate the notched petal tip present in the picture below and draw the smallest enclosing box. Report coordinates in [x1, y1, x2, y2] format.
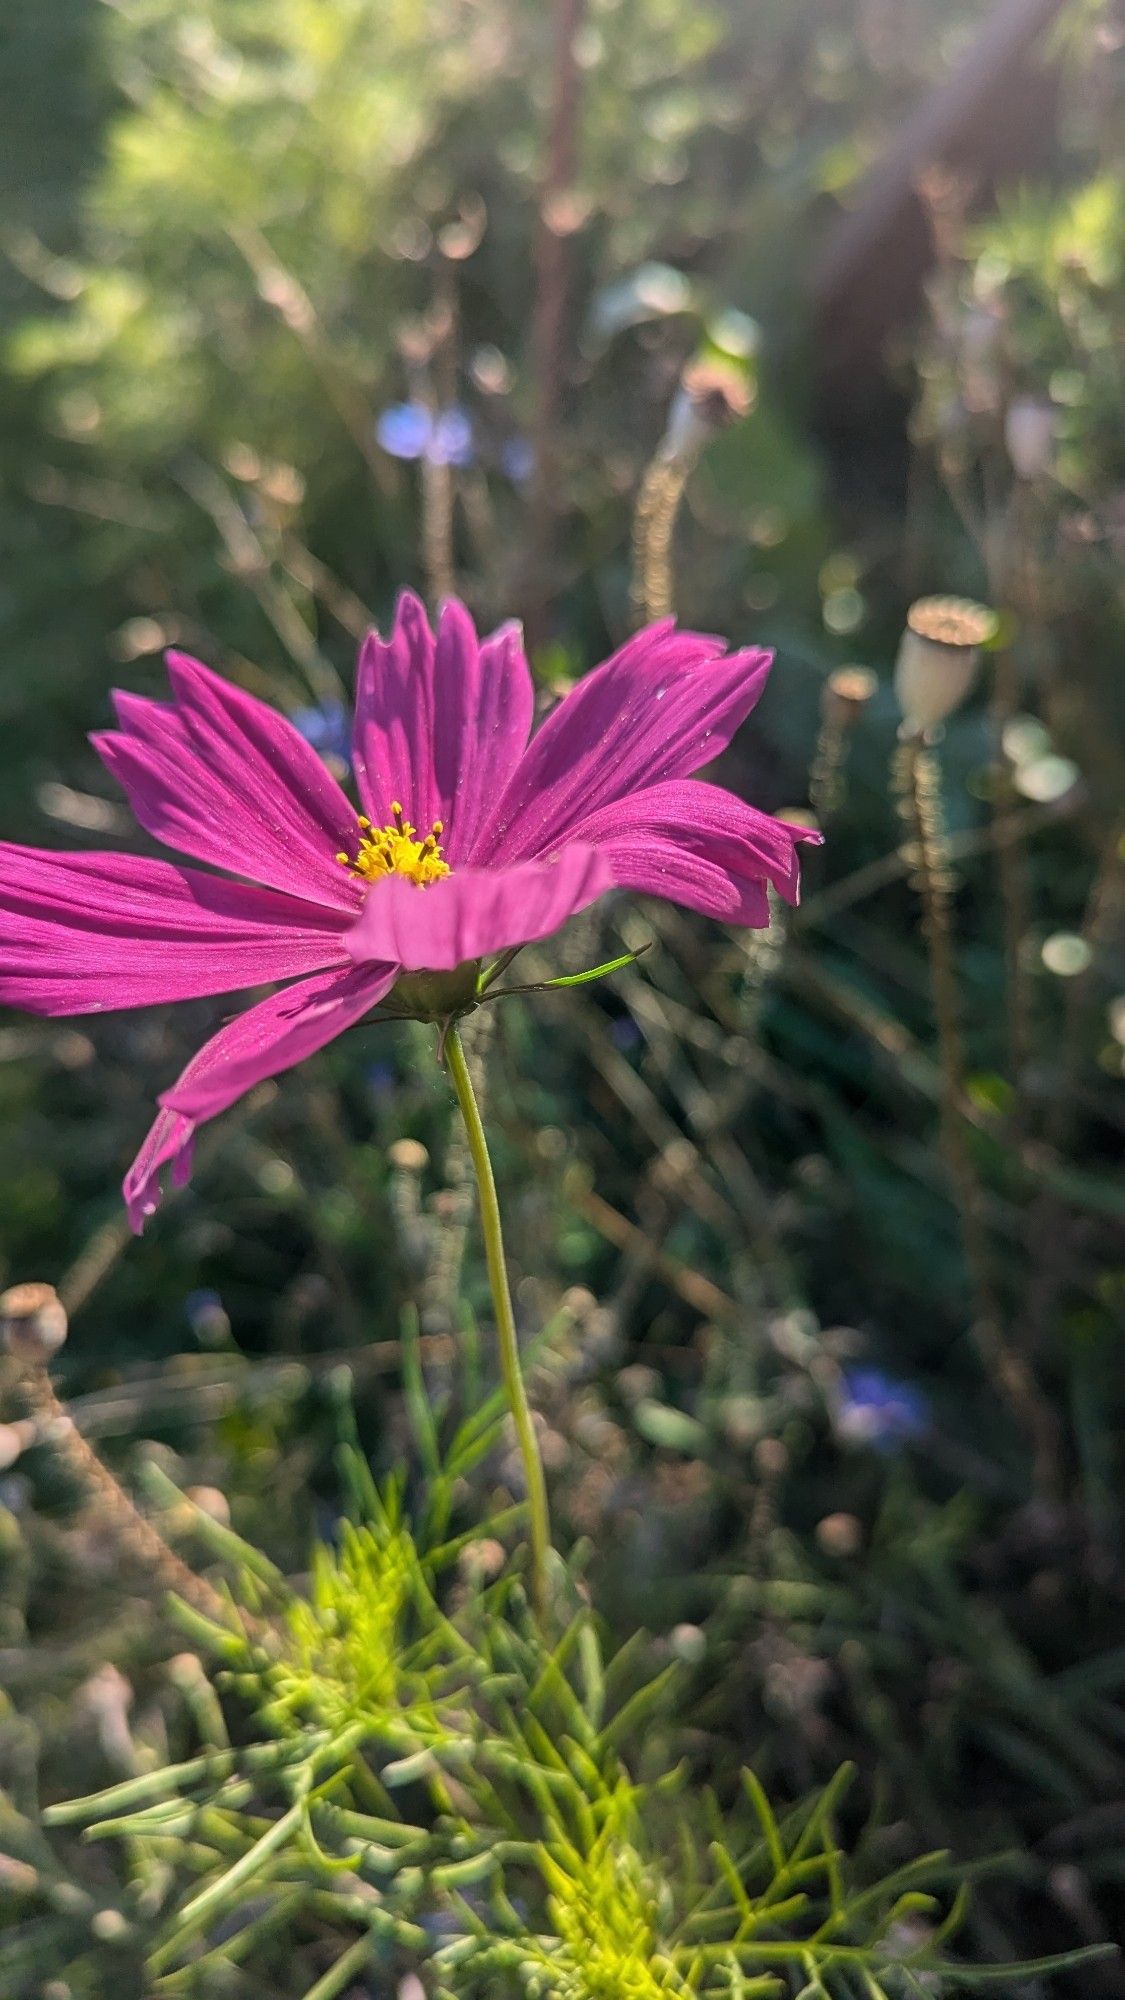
[393, 586, 434, 640]
[123, 1110, 195, 1235]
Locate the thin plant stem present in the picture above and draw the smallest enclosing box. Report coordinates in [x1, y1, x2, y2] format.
[631, 454, 690, 627]
[807, 707, 848, 826]
[1022, 818, 1123, 1362]
[895, 735, 1063, 1498]
[987, 485, 1041, 1112]
[19, 1363, 231, 1623]
[525, 0, 588, 648]
[989, 629, 1034, 1103]
[443, 1021, 552, 1621]
[426, 1010, 496, 1332]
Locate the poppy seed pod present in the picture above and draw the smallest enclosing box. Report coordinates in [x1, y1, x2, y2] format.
[661, 357, 753, 464]
[821, 665, 878, 731]
[894, 597, 996, 735]
[0, 1281, 69, 1363]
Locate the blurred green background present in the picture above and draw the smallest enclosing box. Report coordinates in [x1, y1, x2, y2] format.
[0, 0, 1122, 1992]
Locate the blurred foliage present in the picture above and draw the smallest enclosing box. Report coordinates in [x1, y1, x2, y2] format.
[20, 1415, 1109, 1998]
[1, 0, 1124, 1993]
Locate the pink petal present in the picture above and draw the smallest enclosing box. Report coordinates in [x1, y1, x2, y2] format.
[597, 834, 771, 925]
[124, 960, 397, 1232]
[94, 658, 362, 911]
[123, 1107, 198, 1236]
[345, 845, 614, 972]
[352, 594, 534, 859]
[430, 601, 535, 861]
[353, 593, 437, 831]
[570, 779, 820, 908]
[472, 624, 774, 864]
[0, 845, 353, 1016]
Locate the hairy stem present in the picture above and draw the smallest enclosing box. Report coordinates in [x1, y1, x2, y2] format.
[631, 455, 690, 627]
[895, 736, 1062, 1497]
[20, 1364, 231, 1622]
[444, 1021, 552, 1620]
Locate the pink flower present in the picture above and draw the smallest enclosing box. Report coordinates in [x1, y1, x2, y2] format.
[0, 594, 816, 1231]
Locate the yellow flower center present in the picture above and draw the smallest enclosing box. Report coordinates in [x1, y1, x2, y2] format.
[336, 803, 450, 888]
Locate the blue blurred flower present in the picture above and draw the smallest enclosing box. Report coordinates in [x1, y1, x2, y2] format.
[500, 436, 535, 484]
[429, 406, 474, 466]
[292, 699, 350, 765]
[365, 1059, 397, 1099]
[610, 1013, 641, 1051]
[185, 1289, 231, 1344]
[376, 401, 474, 467]
[375, 402, 432, 459]
[836, 1369, 928, 1450]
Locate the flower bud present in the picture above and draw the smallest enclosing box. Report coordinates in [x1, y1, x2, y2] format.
[1004, 395, 1056, 480]
[821, 665, 878, 730]
[0, 1282, 68, 1364]
[670, 1621, 707, 1664]
[0, 1419, 37, 1471]
[894, 596, 995, 735]
[391, 962, 480, 1021]
[815, 1511, 862, 1557]
[661, 357, 753, 464]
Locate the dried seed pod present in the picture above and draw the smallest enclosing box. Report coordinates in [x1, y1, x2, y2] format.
[0, 1419, 38, 1471]
[661, 356, 754, 463]
[821, 664, 878, 730]
[894, 596, 996, 734]
[0, 1282, 69, 1363]
[816, 1511, 863, 1557]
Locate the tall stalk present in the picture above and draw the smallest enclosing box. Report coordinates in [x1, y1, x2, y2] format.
[20, 1362, 229, 1622]
[631, 456, 691, 627]
[444, 1022, 551, 1620]
[524, 0, 588, 649]
[895, 736, 1062, 1497]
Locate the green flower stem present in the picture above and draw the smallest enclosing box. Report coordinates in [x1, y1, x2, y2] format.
[444, 1021, 551, 1622]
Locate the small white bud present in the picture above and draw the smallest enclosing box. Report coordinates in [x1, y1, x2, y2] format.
[1004, 396, 1056, 480]
[0, 1282, 68, 1363]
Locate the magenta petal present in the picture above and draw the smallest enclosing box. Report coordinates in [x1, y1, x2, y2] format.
[570, 779, 820, 909]
[162, 961, 398, 1119]
[474, 624, 774, 864]
[353, 592, 439, 832]
[95, 660, 362, 910]
[124, 960, 398, 1231]
[0, 845, 354, 1016]
[124, 1107, 197, 1235]
[345, 845, 614, 972]
[597, 834, 771, 925]
[352, 594, 534, 857]
[430, 601, 535, 862]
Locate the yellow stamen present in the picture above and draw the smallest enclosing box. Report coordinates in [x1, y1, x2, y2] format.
[337, 807, 450, 888]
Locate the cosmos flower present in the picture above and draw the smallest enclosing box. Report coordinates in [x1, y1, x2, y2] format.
[0, 594, 816, 1231]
